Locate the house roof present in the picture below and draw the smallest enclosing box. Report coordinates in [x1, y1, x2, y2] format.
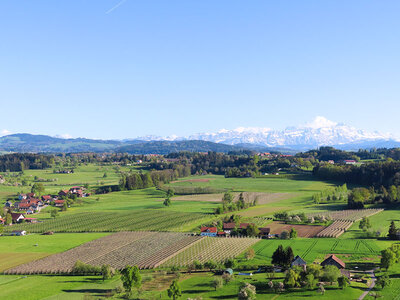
[259, 227, 270, 234]
[291, 255, 307, 266]
[42, 195, 52, 200]
[239, 223, 254, 229]
[11, 213, 25, 220]
[54, 200, 65, 204]
[201, 226, 217, 233]
[223, 222, 236, 229]
[321, 255, 346, 268]
[217, 231, 226, 235]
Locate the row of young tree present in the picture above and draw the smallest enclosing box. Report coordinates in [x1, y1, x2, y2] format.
[312, 184, 348, 204]
[214, 192, 257, 215]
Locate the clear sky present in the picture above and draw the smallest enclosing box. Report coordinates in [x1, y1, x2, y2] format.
[0, 1, 399, 139]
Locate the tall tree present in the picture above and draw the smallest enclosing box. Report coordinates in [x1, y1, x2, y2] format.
[167, 280, 182, 300]
[120, 265, 141, 297]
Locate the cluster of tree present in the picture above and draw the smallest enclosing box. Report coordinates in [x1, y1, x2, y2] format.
[313, 161, 400, 187]
[274, 212, 327, 225]
[312, 184, 348, 204]
[381, 243, 400, 270]
[281, 264, 347, 290]
[0, 153, 54, 172]
[348, 185, 400, 208]
[298, 146, 359, 162]
[271, 245, 294, 268]
[119, 169, 179, 191]
[215, 192, 257, 215]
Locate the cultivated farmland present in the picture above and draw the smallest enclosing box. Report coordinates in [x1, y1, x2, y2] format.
[307, 208, 384, 222]
[161, 236, 259, 267]
[3, 210, 205, 233]
[267, 222, 325, 238]
[6, 232, 203, 274]
[308, 208, 384, 238]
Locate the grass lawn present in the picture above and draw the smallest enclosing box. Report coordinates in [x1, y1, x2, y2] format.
[0, 275, 115, 300]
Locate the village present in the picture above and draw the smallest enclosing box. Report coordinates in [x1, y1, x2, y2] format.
[0, 186, 90, 236]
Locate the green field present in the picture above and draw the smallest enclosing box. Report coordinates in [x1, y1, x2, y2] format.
[2, 167, 400, 299]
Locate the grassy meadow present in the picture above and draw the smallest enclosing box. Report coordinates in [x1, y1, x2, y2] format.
[2, 164, 400, 299]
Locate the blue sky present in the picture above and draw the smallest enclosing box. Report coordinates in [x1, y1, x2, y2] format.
[0, 1, 399, 139]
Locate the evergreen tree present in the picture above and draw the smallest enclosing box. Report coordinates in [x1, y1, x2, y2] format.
[388, 221, 397, 240]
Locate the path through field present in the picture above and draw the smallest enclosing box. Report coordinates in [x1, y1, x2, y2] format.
[358, 269, 377, 300]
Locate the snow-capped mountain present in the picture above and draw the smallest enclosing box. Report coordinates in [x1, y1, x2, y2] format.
[136, 117, 398, 149]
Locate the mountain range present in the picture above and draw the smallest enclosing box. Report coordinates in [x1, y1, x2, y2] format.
[1, 117, 399, 154]
[135, 117, 399, 150]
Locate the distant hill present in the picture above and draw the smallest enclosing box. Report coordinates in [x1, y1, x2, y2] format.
[0, 134, 271, 154]
[0, 134, 124, 153]
[116, 140, 247, 154]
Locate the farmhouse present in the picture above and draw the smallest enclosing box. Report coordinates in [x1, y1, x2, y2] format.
[41, 195, 53, 203]
[223, 222, 236, 234]
[11, 213, 25, 223]
[321, 254, 345, 269]
[54, 200, 65, 207]
[200, 226, 217, 237]
[291, 255, 307, 268]
[0, 175, 4, 183]
[58, 190, 69, 197]
[259, 227, 271, 238]
[10, 230, 26, 236]
[0, 217, 4, 224]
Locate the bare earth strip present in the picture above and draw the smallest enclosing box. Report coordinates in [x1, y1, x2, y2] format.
[267, 221, 325, 238]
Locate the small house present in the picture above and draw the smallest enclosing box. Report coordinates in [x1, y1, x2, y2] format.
[41, 195, 53, 203]
[11, 213, 25, 223]
[200, 226, 217, 237]
[10, 230, 26, 236]
[217, 231, 226, 237]
[223, 222, 236, 234]
[58, 190, 69, 197]
[291, 255, 307, 268]
[54, 200, 65, 207]
[321, 254, 345, 269]
[259, 227, 271, 238]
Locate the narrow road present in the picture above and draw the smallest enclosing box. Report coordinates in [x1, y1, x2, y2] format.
[358, 269, 377, 300]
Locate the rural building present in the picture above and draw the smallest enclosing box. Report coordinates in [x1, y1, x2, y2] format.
[58, 190, 69, 197]
[54, 200, 65, 207]
[200, 226, 217, 237]
[223, 222, 236, 234]
[11, 213, 25, 223]
[223, 268, 233, 275]
[41, 195, 53, 203]
[321, 254, 345, 269]
[291, 255, 307, 268]
[217, 231, 226, 237]
[258, 227, 271, 238]
[343, 160, 356, 165]
[10, 230, 26, 236]
[0, 217, 4, 224]
[0, 175, 4, 183]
